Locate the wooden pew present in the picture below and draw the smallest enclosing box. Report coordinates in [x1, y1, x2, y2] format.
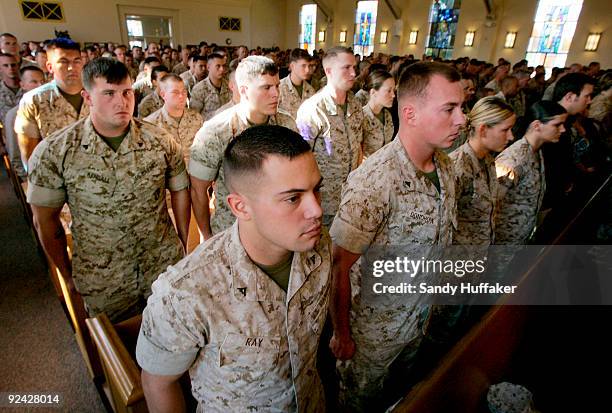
[86, 314, 147, 413]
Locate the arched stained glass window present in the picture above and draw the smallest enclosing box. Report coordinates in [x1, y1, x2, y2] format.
[299, 4, 317, 53]
[525, 0, 583, 76]
[353, 1, 378, 57]
[425, 0, 462, 59]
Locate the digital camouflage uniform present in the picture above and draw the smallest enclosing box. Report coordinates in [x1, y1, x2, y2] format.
[172, 61, 188, 75]
[144, 106, 203, 165]
[180, 71, 198, 97]
[0, 81, 23, 127]
[361, 105, 394, 158]
[449, 141, 498, 245]
[212, 100, 235, 118]
[329, 137, 457, 412]
[137, 91, 163, 119]
[136, 222, 331, 412]
[4, 106, 26, 179]
[189, 105, 297, 234]
[14, 80, 89, 141]
[132, 77, 154, 103]
[495, 137, 546, 244]
[296, 87, 364, 224]
[27, 117, 188, 322]
[189, 77, 231, 121]
[278, 75, 315, 119]
[353, 89, 369, 107]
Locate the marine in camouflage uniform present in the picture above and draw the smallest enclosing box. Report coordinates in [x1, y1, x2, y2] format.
[136, 222, 331, 412]
[137, 91, 163, 119]
[354, 89, 369, 107]
[296, 86, 364, 224]
[329, 136, 457, 412]
[144, 106, 203, 165]
[188, 76, 231, 121]
[14, 80, 89, 145]
[212, 99, 235, 117]
[0, 80, 23, 127]
[278, 74, 315, 119]
[27, 117, 188, 322]
[361, 105, 394, 158]
[189, 105, 297, 234]
[449, 140, 498, 245]
[495, 137, 546, 244]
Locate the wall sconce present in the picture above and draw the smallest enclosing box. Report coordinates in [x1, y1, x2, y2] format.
[584, 33, 601, 51]
[318, 30, 325, 42]
[380, 30, 388, 44]
[504, 32, 517, 48]
[339, 30, 347, 43]
[408, 30, 418, 45]
[464, 31, 475, 47]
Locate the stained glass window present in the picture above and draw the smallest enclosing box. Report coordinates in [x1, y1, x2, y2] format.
[425, 0, 462, 60]
[353, 1, 378, 57]
[525, 0, 583, 77]
[299, 4, 317, 53]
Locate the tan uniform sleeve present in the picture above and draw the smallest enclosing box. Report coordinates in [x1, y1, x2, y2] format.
[189, 126, 223, 181]
[26, 139, 66, 208]
[14, 92, 41, 139]
[329, 182, 388, 254]
[163, 131, 189, 192]
[136, 276, 201, 375]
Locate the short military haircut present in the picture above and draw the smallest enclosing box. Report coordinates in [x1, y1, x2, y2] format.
[235, 55, 278, 88]
[159, 72, 182, 85]
[397, 61, 461, 101]
[206, 52, 225, 63]
[151, 64, 169, 81]
[223, 125, 311, 192]
[552, 72, 595, 103]
[82, 57, 130, 91]
[46, 38, 80, 53]
[322, 46, 352, 68]
[144, 56, 161, 66]
[500, 75, 518, 89]
[20, 65, 44, 77]
[290, 48, 310, 63]
[115, 44, 127, 52]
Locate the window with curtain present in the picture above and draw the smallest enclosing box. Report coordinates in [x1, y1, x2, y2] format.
[525, 0, 583, 77]
[425, 0, 462, 60]
[299, 4, 317, 53]
[353, 1, 378, 57]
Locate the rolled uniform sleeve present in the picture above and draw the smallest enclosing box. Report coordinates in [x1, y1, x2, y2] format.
[188, 127, 223, 181]
[296, 104, 323, 149]
[330, 183, 388, 254]
[136, 276, 201, 375]
[164, 134, 190, 192]
[26, 139, 66, 208]
[14, 92, 41, 139]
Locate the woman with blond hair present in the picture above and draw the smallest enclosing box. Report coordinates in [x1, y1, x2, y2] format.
[450, 96, 516, 245]
[361, 69, 396, 158]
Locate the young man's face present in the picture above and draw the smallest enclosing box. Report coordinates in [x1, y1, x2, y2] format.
[35, 52, 47, 70]
[406, 74, 465, 149]
[114, 47, 126, 63]
[0, 35, 19, 55]
[325, 53, 356, 92]
[290, 58, 311, 83]
[0, 55, 19, 80]
[20, 70, 45, 91]
[83, 76, 134, 131]
[241, 73, 280, 116]
[207, 58, 226, 82]
[160, 79, 187, 111]
[566, 84, 594, 115]
[192, 59, 207, 80]
[48, 48, 83, 88]
[241, 153, 323, 254]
